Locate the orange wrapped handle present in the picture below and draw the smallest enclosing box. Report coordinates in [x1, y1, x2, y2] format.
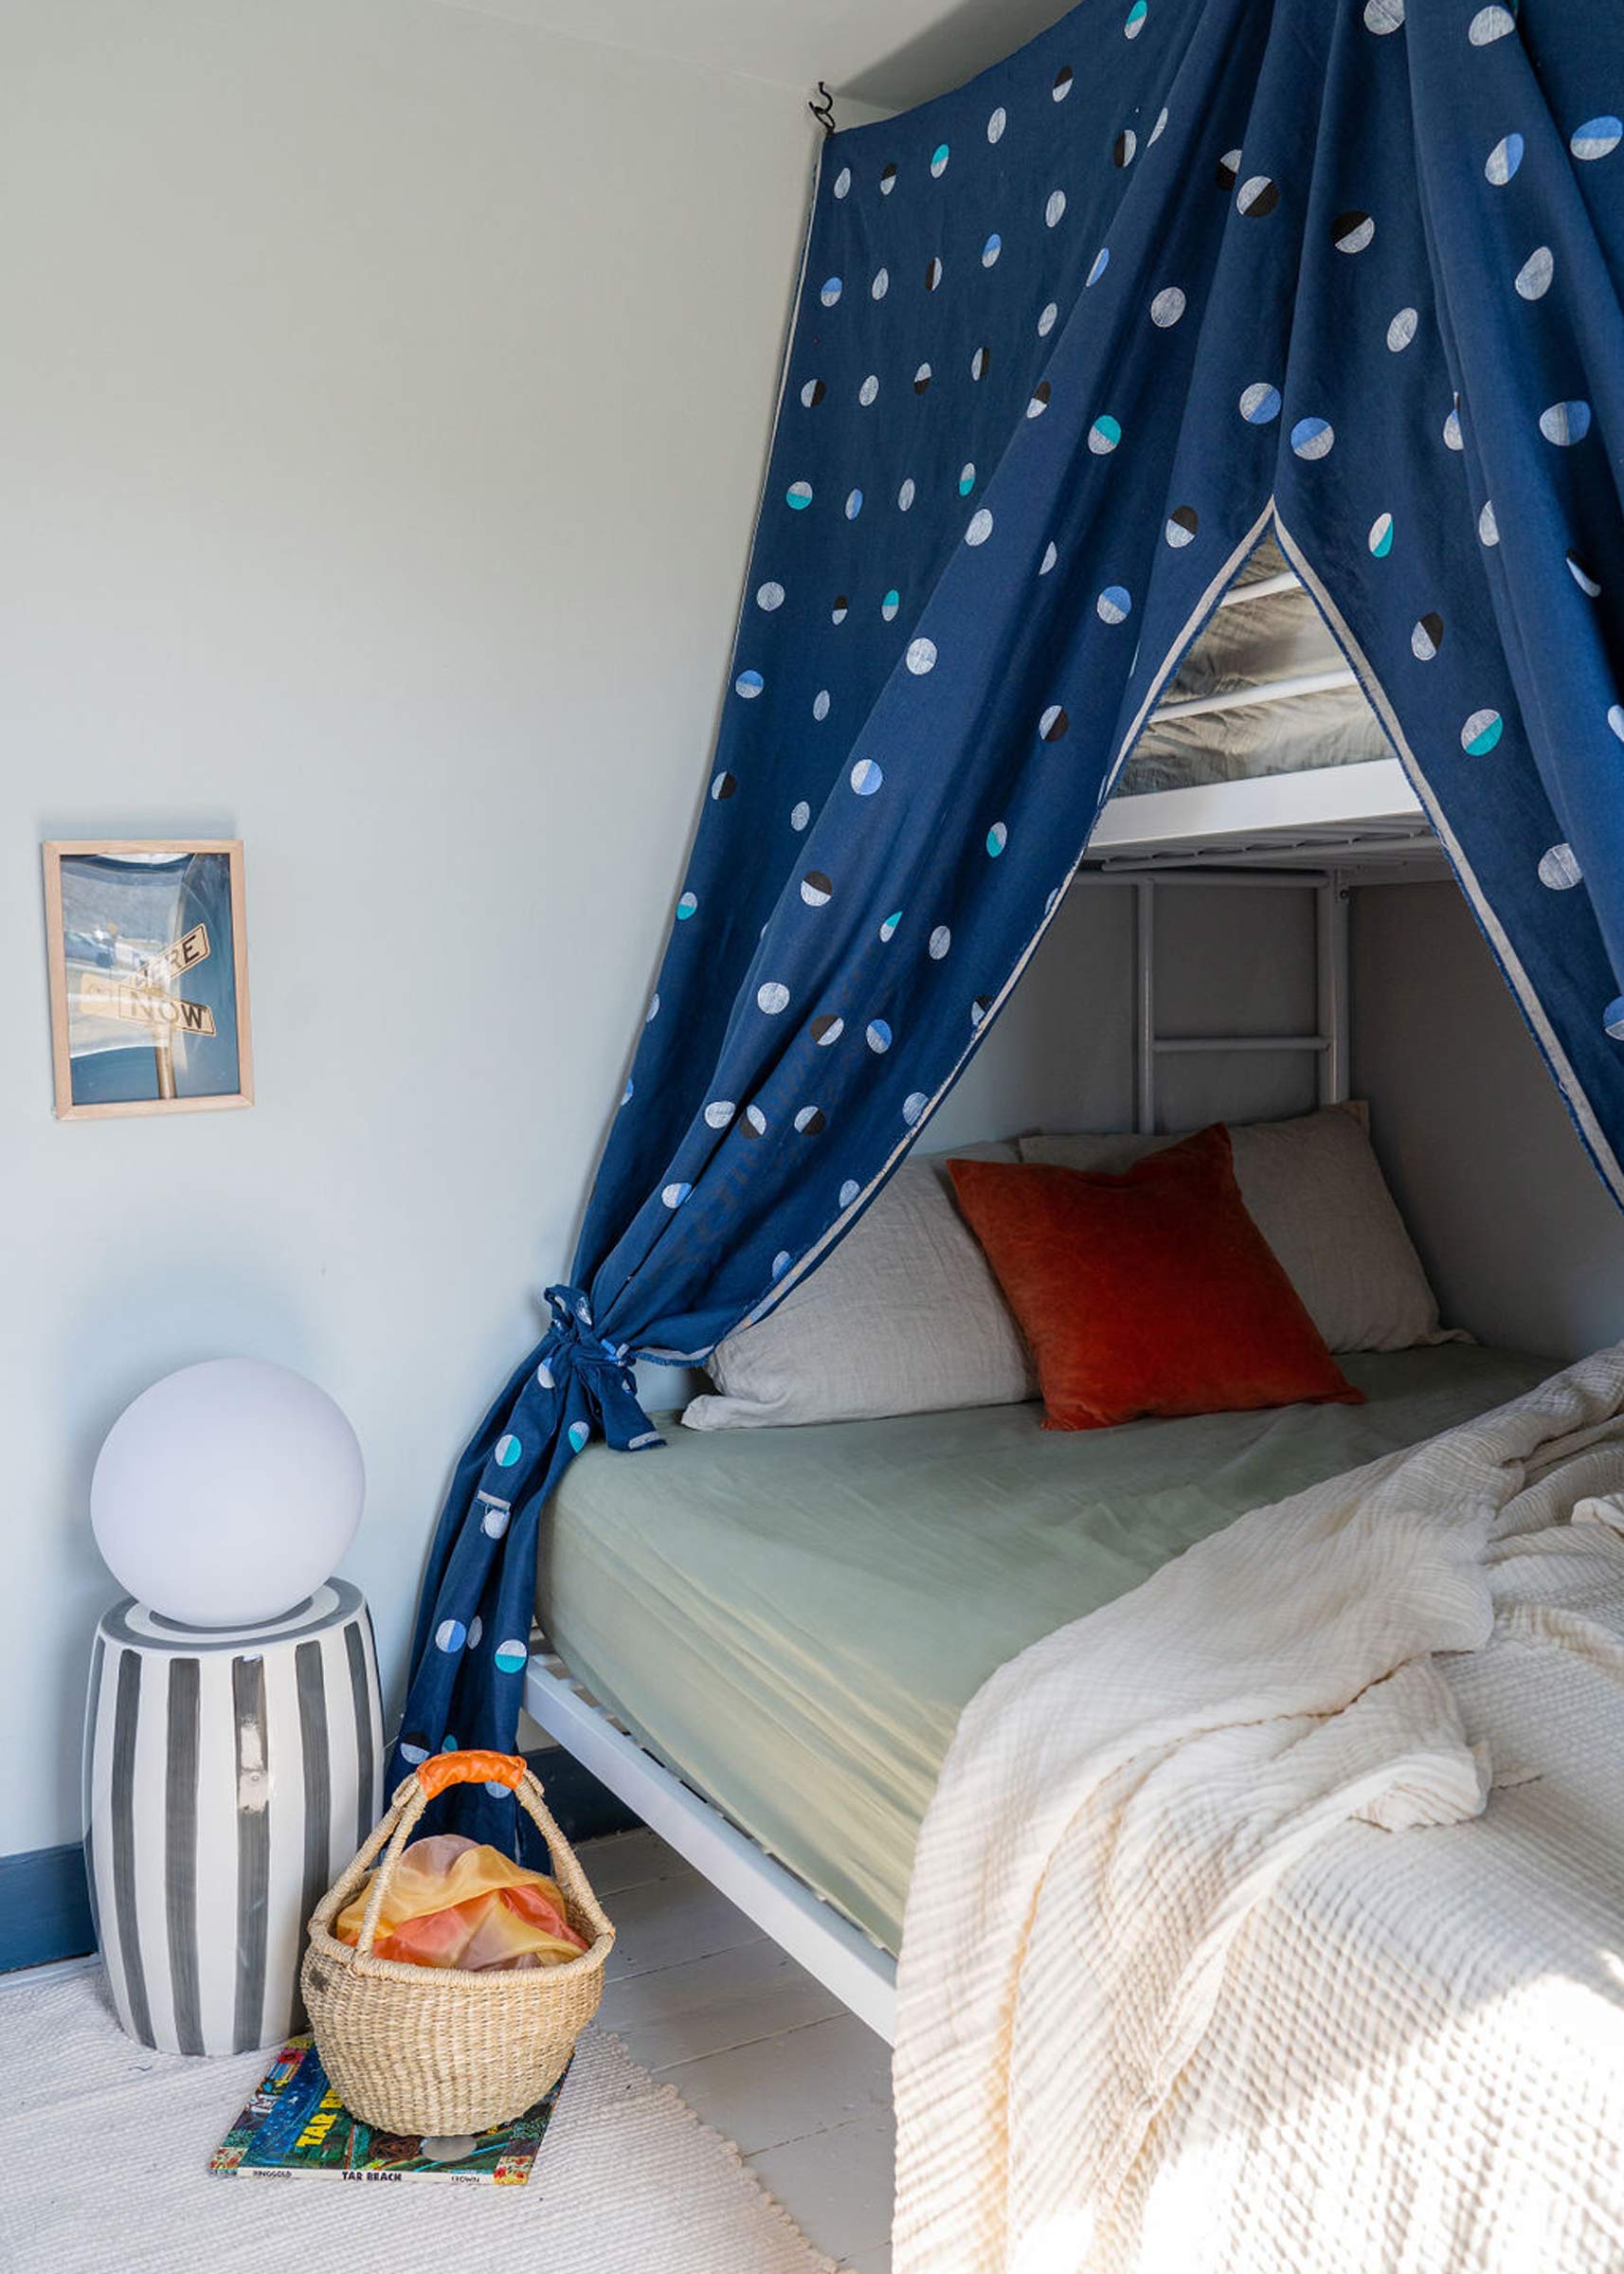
[415, 1749, 527, 1800]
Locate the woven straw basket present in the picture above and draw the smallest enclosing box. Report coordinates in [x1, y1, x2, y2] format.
[301, 1750, 614, 2135]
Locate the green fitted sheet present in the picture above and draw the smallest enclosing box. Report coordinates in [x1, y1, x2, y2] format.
[536, 1345, 1554, 1954]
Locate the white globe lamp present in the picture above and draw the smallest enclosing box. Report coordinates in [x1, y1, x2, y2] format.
[91, 1358, 365, 1627]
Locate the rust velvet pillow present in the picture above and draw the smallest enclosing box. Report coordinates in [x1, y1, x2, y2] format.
[947, 1126, 1365, 1432]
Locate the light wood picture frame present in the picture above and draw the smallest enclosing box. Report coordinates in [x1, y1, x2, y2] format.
[42, 839, 254, 1120]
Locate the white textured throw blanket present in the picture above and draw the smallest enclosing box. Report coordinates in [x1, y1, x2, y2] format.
[894, 1349, 1624, 2274]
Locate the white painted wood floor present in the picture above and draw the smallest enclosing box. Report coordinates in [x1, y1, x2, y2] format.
[581, 1827, 895, 2274]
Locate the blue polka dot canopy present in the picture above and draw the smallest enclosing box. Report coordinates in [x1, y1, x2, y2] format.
[401, 0, 1624, 1852]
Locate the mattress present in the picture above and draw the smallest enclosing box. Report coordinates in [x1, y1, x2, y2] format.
[1116, 534, 1389, 796]
[535, 1345, 1554, 1954]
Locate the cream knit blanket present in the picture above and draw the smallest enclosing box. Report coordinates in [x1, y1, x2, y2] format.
[894, 1348, 1624, 2274]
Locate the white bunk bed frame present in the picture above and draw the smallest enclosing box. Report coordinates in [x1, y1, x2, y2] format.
[527, 620, 1451, 2043]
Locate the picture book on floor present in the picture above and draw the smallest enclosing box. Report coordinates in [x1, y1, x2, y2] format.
[208, 2034, 567, 2184]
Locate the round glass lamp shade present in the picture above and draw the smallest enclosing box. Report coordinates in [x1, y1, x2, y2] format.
[91, 1360, 365, 1628]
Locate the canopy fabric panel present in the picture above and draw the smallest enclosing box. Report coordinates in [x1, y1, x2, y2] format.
[399, 0, 1624, 1843]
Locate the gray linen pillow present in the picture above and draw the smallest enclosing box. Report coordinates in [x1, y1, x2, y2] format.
[681, 1142, 1036, 1431]
[1019, 1105, 1453, 1354]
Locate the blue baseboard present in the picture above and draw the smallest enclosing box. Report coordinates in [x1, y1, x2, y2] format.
[0, 1755, 636, 1976]
[0, 1843, 95, 1974]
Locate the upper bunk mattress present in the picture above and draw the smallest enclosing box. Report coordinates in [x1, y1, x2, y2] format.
[535, 1345, 1552, 1955]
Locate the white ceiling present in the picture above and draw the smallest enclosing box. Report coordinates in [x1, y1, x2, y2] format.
[422, 0, 1078, 112]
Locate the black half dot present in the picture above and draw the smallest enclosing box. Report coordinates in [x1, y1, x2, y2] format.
[832, 594, 849, 620]
[1569, 550, 1600, 593]
[1416, 611, 1445, 657]
[805, 378, 826, 406]
[1331, 208, 1371, 249]
[798, 1108, 827, 1136]
[809, 1013, 841, 1043]
[925, 257, 943, 291]
[741, 1109, 767, 1138]
[914, 370, 932, 394]
[1215, 153, 1239, 190]
[1032, 380, 1052, 408]
[1113, 131, 1134, 167]
[1170, 504, 1200, 538]
[1240, 177, 1279, 216]
[973, 995, 992, 1021]
[881, 161, 897, 186]
[402, 1732, 429, 1756]
[1041, 707, 1071, 742]
[804, 870, 833, 898]
[1055, 64, 1074, 92]
[713, 771, 737, 800]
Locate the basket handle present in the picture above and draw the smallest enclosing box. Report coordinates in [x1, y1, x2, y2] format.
[349, 1752, 601, 1967]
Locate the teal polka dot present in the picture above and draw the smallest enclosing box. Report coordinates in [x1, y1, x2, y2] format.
[676, 892, 698, 920]
[986, 821, 1008, 856]
[495, 1434, 522, 1468]
[1461, 708, 1505, 754]
[1088, 415, 1122, 455]
[568, 1420, 589, 1453]
[931, 143, 950, 177]
[494, 1638, 529, 1676]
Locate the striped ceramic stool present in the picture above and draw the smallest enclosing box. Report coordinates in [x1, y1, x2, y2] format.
[83, 1581, 383, 2056]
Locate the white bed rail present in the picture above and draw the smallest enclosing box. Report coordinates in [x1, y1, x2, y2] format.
[525, 1651, 899, 2040]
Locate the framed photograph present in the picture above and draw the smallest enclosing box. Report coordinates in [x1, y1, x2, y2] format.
[42, 840, 253, 1120]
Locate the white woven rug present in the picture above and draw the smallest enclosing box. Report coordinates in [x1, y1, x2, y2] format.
[0, 1958, 835, 2274]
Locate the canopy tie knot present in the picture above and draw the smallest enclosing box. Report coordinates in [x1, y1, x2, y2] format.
[537, 1283, 634, 1386]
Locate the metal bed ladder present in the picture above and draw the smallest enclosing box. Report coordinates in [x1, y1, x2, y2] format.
[1131, 869, 1351, 1135]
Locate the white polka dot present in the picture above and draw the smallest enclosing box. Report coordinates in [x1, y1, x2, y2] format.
[703, 1099, 735, 1128]
[903, 1092, 929, 1126]
[1038, 301, 1058, 336]
[481, 1505, 509, 1540]
[906, 638, 937, 675]
[858, 373, 878, 406]
[756, 581, 784, 611]
[965, 509, 994, 546]
[987, 106, 1006, 143]
[833, 166, 851, 198]
[1515, 246, 1554, 300]
[790, 800, 810, 831]
[839, 1179, 861, 1208]
[1479, 499, 1500, 546]
[1538, 843, 1581, 890]
[1364, 0, 1404, 27]
[898, 478, 916, 511]
[929, 925, 951, 959]
[1150, 287, 1185, 327]
[871, 268, 889, 300]
[813, 688, 831, 720]
[757, 982, 790, 1015]
[1045, 190, 1067, 227]
[1386, 307, 1418, 352]
[1039, 541, 1057, 575]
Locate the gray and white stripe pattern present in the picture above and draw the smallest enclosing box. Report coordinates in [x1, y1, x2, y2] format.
[83, 1580, 382, 2056]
